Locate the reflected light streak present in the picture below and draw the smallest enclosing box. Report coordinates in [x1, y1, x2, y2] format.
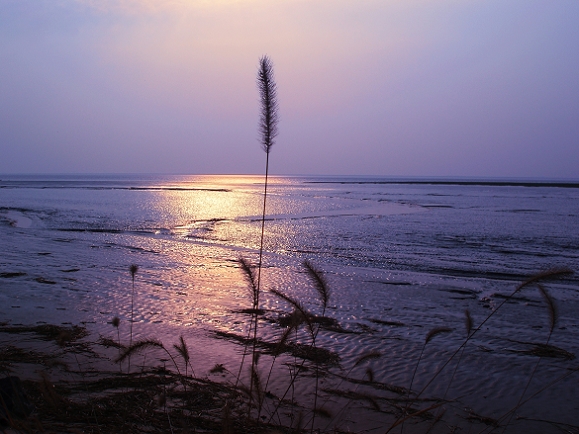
[137, 175, 278, 336]
[153, 174, 264, 223]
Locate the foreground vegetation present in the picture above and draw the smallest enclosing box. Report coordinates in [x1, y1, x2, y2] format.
[0, 323, 272, 433]
[1, 266, 577, 433]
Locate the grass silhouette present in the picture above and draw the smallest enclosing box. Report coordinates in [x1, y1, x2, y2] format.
[238, 54, 279, 416]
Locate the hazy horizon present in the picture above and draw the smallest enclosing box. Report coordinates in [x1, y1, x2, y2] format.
[2, 1, 578, 178]
[2, 173, 579, 184]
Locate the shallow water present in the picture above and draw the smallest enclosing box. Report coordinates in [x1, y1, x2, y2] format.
[1, 174, 579, 432]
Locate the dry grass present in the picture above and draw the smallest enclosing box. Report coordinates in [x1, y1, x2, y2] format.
[0, 324, 285, 433]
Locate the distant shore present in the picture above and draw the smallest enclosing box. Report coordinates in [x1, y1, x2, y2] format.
[307, 179, 579, 188]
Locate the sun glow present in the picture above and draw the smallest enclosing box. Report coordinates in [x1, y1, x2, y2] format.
[154, 176, 260, 219]
[75, 0, 260, 15]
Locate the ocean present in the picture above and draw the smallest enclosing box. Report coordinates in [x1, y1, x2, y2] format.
[1, 174, 578, 432]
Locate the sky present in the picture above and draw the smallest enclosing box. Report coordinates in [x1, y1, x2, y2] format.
[1, 0, 578, 178]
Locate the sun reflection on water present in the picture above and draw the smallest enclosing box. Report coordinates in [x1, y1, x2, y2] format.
[126, 175, 286, 340]
[95, 174, 417, 348]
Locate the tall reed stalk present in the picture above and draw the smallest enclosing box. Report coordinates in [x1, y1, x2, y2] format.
[246, 55, 279, 414]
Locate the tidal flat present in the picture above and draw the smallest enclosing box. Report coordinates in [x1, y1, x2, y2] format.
[1, 175, 578, 432]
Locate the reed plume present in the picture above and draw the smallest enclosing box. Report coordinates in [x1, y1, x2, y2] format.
[464, 308, 473, 337]
[257, 55, 279, 156]
[538, 283, 557, 334]
[116, 339, 165, 364]
[425, 326, 453, 345]
[270, 288, 314, 337]
[239, 257, 259, 309]
[354, 350, 382, 367]
[173, 335, 194, 378]
[304, 260, 330, 314]
[255, 54, 279, 296]
[116, 339, 182, 377]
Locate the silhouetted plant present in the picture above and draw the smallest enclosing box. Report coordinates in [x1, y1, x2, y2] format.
[385, 267, 574, 434]
[255, 56, 278, 289]
[255, 54, 279, 295]
[494, 283, 561, 434]
[265, 261, 333, 430]
[173, 335, 194, 379]
[245, 55, 279, 415]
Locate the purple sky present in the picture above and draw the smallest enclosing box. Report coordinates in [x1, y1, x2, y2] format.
[1, 0, 578, 178]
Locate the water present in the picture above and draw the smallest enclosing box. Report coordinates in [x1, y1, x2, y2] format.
[1, 174, 579, 432]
